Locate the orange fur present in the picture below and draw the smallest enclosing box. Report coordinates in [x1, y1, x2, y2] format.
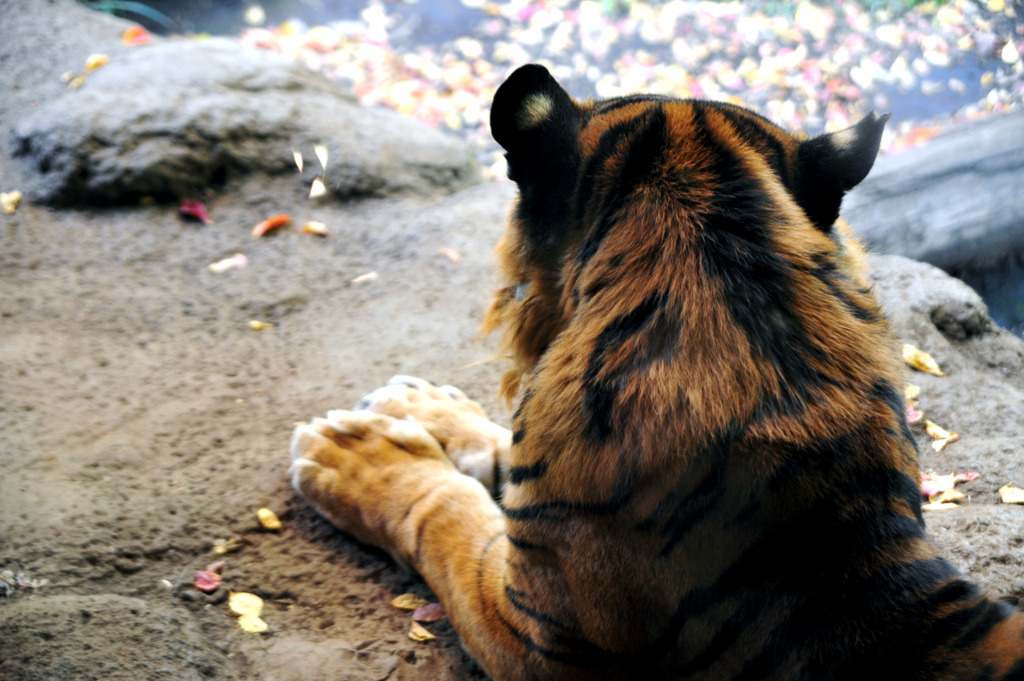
[291, 65, 1024, 680]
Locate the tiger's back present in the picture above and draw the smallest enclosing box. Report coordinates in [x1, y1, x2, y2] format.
[482, 64, 1024, 679]
[290, 63, 1024, 681]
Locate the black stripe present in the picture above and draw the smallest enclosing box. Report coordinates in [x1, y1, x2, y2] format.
[586, 93, 673, 120]
[511, 428, 526, 445]
[505, 584, 577, 631]
[692, 107, 825, 415]
[711, 103, 791, 187]
[507, 535, 548, 551]
[582, 290, 680, 442]
[508, 459, 548, 484]
[502, 472, 634, 522]
[575, 105, 667, 267]
[870, 378, 919, 451]
[804, 253, 881, 323]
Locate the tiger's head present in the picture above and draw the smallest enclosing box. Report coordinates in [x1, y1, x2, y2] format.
[484, 64, 898, 445]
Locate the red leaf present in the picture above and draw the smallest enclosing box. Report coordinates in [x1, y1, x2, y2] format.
[179, 200, 211, 224]
[412, 602, 446, 623]
[195, 570, 222, 593]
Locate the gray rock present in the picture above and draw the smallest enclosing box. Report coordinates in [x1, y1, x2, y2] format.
[843, 111, 1024, 271]
[10, 38, 480, 205]
[868, 254, 1024, 601]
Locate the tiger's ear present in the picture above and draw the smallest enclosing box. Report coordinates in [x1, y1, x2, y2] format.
[490, 64, 581, 187]
[794, 112, 889, 230]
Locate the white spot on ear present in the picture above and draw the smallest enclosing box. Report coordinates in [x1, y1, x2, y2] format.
[516, 93, 553, 130]
[829, 125, 859, 153]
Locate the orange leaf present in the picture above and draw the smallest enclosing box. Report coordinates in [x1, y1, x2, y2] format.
[122, 26, 153, 46]
[252, 214, 291, 237]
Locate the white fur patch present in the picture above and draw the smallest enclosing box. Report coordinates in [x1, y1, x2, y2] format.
[516, 93, 553, 130]
[829, 125, 860, 153]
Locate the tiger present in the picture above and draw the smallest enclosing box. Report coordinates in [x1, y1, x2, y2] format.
[289, 63, 1024, 680]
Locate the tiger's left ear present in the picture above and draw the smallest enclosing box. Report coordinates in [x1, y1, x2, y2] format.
[794, 112, 890, 230]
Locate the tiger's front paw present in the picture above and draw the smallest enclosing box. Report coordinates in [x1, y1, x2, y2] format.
[354, 376, 511, 493]
[289, 409, 455, 558]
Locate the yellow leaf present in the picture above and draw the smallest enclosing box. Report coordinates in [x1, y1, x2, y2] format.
[1, 190, 23, 214]
[249, 320, 274, 331]
[391, 593, 430, 611]
[301, 221, 329, 236]
[929, 488, 965, 504]
[903, 344, 945, 376]
[998, 484, 1024, 504]
[85, 54, 109, 72]
[408, 621, 436, 641]
[257, 507, 282, 530]
[924, 420, 953, 440]
[228, 591, 264, 617]
[903, 384, 921, 401]
[238, 614, 269, 634]
[931, 436, 958, 453]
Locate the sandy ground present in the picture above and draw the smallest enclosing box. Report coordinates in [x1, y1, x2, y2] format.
[2, 3, 1023, 681]
[0, 171, 516, 680]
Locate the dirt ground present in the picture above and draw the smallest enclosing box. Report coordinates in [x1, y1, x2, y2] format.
[2, 3, 1023, 681]
[0, 170, 517, 680]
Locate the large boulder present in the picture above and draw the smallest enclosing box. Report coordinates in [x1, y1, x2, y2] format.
[843, 111, 1024, 271]
[10, 38, 480, 205]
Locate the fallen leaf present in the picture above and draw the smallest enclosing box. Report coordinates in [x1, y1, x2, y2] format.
[438, 248, 461, 263]
[314, 144, 329, 170]
[249, 320, 274, 331]
[195, 570, 222, 593]
[1, 190, 23, 214]
[999, 484, 1024, 504]
[904, 384, 921, 401]
[391, 593, 430, 610]
[929, 488, 965, 505]
[206, 560, 226, 574]
[212, 537, 249, 554]
[925, 420, 954, 440]
[292, 150, 304, 173]
[228, 591, 264, 617]
[408, 621, 436, 641]
[351, 271, 378, 284]
[412, 602, 446, 623]
[238, 614, 269, 633]
[85, 54, 109, 72]
[902, 344, 945, 377]
[922, 501, 959, 511]
[252, 214, 291, 237]
[302, 221, 329, 236]
[955, 470, 980, 483]
[920, 472, 956, 498]
[208, 253, 247, 273]
[68, 74, 87, 90]
[309, 178, 328, 198]
[122, 25, 153, 46]
[257, 507, 282, 530]
[179, 200, 211, 224]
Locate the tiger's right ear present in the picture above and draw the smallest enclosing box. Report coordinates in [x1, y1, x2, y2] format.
[490, 64, 581, 187]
